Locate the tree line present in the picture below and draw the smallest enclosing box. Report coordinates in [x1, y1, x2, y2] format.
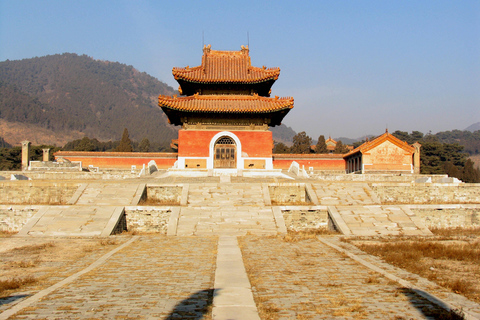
[273, 132, 350, 154]
[0, 128, 167, 170]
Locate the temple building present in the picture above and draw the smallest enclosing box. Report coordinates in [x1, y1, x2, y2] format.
[158, 45, 294, 172]
[343, 130, 421, 174]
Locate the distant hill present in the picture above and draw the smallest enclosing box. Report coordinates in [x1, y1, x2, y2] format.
[0, 53, 178, 148]
[270, 124, 297, 145]
[465, 122, 480, 132]
[0, 53, 299, 148]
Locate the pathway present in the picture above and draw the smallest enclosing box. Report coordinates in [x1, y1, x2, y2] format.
[2, 234, 479, 319]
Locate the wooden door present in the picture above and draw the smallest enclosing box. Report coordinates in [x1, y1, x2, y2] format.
[214, 137, 236, 168]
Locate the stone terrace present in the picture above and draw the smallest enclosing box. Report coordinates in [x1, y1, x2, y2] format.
[0, 171, 479, 319]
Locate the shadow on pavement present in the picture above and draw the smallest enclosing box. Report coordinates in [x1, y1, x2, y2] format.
[166, 288, 216, 320]
[399, 287, 465, 319]
[0, 294, 30, 306]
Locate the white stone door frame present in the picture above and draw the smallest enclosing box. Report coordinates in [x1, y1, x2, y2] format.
[208, 131, 243, 170]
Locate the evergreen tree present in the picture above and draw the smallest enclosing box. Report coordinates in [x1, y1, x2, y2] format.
[115, 128, 133, 152]
[138, 138, 150, 152]
[273, 142, 290, 154]
[315, 135, 328, 154]
[74, 137, 96, 151]
[291, 131, 312, 154]
[462, 159, 480, 183]
[334, 141, 349, 154]
[0, 137, 11, 148]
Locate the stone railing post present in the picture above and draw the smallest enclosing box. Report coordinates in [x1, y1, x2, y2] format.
[413, 142, 421, 174]
[43, 148, 50, 162]
[22, 141, 31, 171]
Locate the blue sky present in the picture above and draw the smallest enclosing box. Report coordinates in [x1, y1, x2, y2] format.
[1, 0, 479, 139]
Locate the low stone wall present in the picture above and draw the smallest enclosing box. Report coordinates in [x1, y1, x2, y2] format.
[370, 183, 480, 204]
[412, 208, 480, 229]
[282, 209, 329, 231]
[0, 206, 39, 232]
[269, 184, 309, 205]
[0, 170, 144, 180]
[311, 173, 447, 182]
[124, 207, 171, 234]
[141, 186, 182, 205]
[0, 181, 80, 204]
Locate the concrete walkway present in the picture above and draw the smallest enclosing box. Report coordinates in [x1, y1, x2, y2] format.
[212, 236, 260, 320]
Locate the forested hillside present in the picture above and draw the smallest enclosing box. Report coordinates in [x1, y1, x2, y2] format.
[0, 53, 296, 148]
[0, 53, 178, 148]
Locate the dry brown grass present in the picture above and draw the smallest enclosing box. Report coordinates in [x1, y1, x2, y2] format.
[349, 229, 480, 303]
[0, 230, 17, 237]
[430, 226, 480, 237]
[0, 276, 36, 292]
[0, 237, 130, 298]
[282, 229, 338, 242]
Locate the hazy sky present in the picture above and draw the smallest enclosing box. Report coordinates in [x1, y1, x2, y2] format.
[1, 0, 479, 139]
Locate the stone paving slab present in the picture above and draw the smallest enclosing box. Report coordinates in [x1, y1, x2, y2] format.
[329, 205, 433, 236]
[213, 236, 260, 320]
[17, 206, 124, 237]
[75, 182, 141, 206]
[2, 234, 478, 319]
[239, 234, 475, 319]
[2, 236, 217, 320]
[312, 182, 380, 205]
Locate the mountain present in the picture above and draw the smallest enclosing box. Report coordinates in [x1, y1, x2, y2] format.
[465, 122, 480, 132]
[270, 124, 296, 145]
[0, 53, 298, 148]
[0, 53, 178, 148]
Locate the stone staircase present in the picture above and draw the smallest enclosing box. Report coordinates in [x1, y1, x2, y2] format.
[176, 183, 279, 236]
[17, 183, 142, 236]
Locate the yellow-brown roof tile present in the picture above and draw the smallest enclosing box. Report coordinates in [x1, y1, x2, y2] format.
[158, 94, 294, 113]
[172, 45, 280, 84]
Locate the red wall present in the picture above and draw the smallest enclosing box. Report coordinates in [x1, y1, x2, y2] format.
[54, 151, 346, 171]
[178, 130, 272, 158]
[54, 152, 177, 169]
[272, 154, 345, 170]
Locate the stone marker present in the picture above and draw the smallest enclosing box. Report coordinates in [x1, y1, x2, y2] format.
[10, 174, 29, 180]
[415, 177, 431, 183]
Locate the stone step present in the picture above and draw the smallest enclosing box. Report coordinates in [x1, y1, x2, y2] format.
[75, 183, 143, 206]
[175, 207, 279, 236]
[17, 206, 126, 237]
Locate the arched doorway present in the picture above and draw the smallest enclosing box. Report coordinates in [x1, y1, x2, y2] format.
[214, 136, 236, 168]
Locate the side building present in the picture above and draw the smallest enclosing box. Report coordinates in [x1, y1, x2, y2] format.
[343, 130, 421, 174]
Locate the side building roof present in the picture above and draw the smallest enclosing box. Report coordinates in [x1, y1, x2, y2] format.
[343, 130, 415, 158]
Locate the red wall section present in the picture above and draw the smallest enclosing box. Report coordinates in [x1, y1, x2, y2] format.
[236, 131, 272, 157]
[54, 152, 177, 169]
[178, 130, 272, 158]
[178, 130, 212, 157]
[272, 154, 345, 170]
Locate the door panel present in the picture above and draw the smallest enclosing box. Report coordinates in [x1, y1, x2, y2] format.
[214, 137, 236, 168]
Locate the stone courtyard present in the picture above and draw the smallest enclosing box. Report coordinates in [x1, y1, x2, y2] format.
[0, 170, 479, 319]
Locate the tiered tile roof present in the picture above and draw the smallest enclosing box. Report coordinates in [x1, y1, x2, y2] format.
[172, 45, 280, 84]
[158, 94, 293, 113]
